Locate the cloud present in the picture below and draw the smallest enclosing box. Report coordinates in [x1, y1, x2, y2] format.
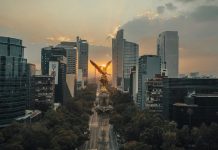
[46, 36, 72, 43]
[157, 6, 165, 14]
[121, 5, 218, 75]
[190, 5, 218, 22]
[165, 3, 177, 11]
[107, 25, 121, 39]
[176, 0, 196, 3]
[136, 10, 160, 20]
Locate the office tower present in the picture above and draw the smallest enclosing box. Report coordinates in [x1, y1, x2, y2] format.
[56, 42, 77, 96]
[26, 63, 36, 109]
[162, 78, 218, 121]
[112, 29, 124, 89]
[157, 31, 179, 78]
[137, 55, 161, 109]
[112, 29, 139, 91]
[49, 55, 67, 105]
[56, 42, 78, 74]
[41, 46, 66, 75]
[77, 36, 89, 82]
[0, 36, 27, 127]
[32, 75, 55, 111]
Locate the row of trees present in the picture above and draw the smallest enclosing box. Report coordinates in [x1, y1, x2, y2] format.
[109, 89, 218, 150]
[0, 84, 97, 150]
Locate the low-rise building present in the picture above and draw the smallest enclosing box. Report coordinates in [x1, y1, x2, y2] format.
[162, 78, 218, 121]
[173, 93, 218, 128]
[145, 74, 164, 113]
[32, 75, 55, 110]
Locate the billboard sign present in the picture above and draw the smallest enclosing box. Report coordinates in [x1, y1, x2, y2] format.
[49, 61, 59, 84]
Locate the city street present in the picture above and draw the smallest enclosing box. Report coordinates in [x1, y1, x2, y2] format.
[85, 89, 118, 150]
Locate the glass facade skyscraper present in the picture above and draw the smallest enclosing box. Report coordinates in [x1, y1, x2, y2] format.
[157, 31, 179, 78]
[0, 36, 27, 127]
[137, 55, 161, 109]
[77, 37, 89, 82]
[112, 29, 139, 92]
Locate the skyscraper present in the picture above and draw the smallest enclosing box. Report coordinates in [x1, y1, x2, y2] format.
[49, 55, 67, 105]
[41, 46, 66, 75]
[77, 36, 89, 82]
[137, 55, 161, 109]
[0, 36, 27, 127]
[56, 42, 78, 74]
[112, 29, 124, 89]
[112, 29, 139, 92]
[157, 31, 179, 78]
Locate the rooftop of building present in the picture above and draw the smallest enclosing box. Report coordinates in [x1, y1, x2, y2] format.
[42, 46, 66, 51]
[0, 36, 25, 48]
[15, 110, 42, 120]
[173, 103, 198, 107]
[158, 31, 178, 36]
[165, 77, 218, 80]
[33, 75, 54, 78]
[192, 93, 218, 98]
[57, 42, 77, 48]
[0, 36, 21, 42]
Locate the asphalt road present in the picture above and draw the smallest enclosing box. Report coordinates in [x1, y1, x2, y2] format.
[88, 108, 99, 149]
[85, 88, 118, 150]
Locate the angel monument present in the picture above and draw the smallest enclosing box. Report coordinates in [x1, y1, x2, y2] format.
[90, 60, 111, 88]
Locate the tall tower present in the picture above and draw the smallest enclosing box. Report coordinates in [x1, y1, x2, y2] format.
[0, 37, 27, 127]
[56, 42, 77, 74]
[157, 31, 179, 78]
[137, 55, 161, 109]
[112, 29, 139, 92]
[112, 29, 124, 89]
[77, 36, 89, 83]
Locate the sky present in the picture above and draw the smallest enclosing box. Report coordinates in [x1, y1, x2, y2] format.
[0, 0, 218, 77]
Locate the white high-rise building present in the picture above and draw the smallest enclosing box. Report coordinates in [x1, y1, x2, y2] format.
[112, 29, 139, 92]
[157, 31, 179, 78]
[137, 55, 161, 109]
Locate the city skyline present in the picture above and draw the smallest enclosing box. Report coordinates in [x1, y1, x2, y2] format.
[1, 0, 218, 77]
[1, 1, 218, 148]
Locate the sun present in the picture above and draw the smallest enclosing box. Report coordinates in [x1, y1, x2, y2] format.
[101, 64, 106, 67]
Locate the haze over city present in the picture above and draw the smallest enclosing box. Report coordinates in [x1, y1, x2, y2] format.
[2, 1, 218, 150]
[1, 0, 218, 77]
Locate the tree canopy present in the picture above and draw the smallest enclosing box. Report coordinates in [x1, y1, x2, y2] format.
[109, 89, 218, 150]
[0, 84, 97, 150]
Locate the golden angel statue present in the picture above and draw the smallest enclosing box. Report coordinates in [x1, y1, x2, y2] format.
[90, 60, 111, 87]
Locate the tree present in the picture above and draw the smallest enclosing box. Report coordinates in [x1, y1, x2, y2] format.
[162, 131, 178, 150]
[51, 129, 78, 150]
[121, 141, 152, 150]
